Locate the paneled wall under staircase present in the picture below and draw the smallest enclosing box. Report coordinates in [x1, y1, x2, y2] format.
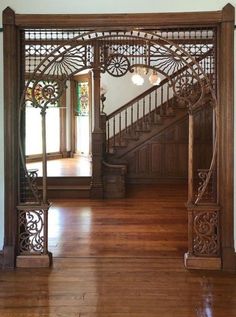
[111, 106, 212, 184]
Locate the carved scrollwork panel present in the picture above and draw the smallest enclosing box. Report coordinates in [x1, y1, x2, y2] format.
[193, 210, 220, 256]
[26, 168, 41, 203]
[17, 207, 49, 255]
[195, 168, 216, 203]
[169, 71, 204, 109]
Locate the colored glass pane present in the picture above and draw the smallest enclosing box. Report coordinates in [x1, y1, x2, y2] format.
[76, 82, 89, 116]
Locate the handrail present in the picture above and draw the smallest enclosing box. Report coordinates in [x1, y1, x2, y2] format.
[106, 79, 167, 120]
[106, 48, 213, 120]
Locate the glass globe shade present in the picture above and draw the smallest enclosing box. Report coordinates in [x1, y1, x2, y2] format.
[131, 73, 144, 86]
[149, 73, 161, 86]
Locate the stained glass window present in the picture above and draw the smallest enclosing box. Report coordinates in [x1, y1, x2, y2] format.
[76, 82, 89, 116]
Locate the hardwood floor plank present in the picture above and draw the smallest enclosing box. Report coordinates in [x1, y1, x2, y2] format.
[1, 258, 236, 316]
[48, 184, 188, 258]
[1, 185, 235, 316]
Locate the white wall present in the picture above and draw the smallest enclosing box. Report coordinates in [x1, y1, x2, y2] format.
[101, 72, 154, 115]
[0, 0, 235, 250]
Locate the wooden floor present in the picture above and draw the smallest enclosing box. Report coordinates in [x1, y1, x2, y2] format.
[48, 184, 188, 258]
[1, 257, 236, 316]
[1, 185, 236, 316]
[27, 157, 92, 177]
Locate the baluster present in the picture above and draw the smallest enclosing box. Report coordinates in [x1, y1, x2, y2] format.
[107, 120, 110, 152]
[119, 112, 122, 145]
[142, 98, 145, 128]
[137, 101, 140, 122]
[149, 93, 152, 124]
[125, 109, 127, 133]
[113, 117, 115, 147]
[154, 89, 158, 123]
[166, 85, 169, 114]
[160, 86, 164, 116]
[131, 105, 134, 133]
[155, 89, 157, 111]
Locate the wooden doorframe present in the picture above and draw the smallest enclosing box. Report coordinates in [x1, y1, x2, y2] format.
[2, 4, 235, 270]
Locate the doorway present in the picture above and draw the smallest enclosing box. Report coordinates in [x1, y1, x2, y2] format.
[2, 5, 235, 271]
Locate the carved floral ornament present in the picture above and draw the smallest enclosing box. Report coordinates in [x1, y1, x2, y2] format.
[193, 210, 220, 256]
[18, 207, 49, 254]
[23, 30, 215, 112]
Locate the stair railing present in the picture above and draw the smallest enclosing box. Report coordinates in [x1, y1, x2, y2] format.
[105, 48, 213, 153]
[106, 78, 175, 152]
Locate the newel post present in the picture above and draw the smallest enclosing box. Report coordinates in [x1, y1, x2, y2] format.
[90, 42, 104, 198]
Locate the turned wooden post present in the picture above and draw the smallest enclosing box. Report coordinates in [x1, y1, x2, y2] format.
[187, 113, 194, 205]
[41, 110, 48, 204]
[186, 112, 194, 257]
[90, 42, 104, 198]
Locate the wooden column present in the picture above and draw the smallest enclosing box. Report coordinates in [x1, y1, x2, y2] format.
[218, 3, 236, 271]
[185, 111, 221, 270]
[90, 42, 104, 198]
[2, 7, 19, 268]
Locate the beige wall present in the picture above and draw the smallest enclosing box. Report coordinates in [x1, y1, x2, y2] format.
[0, 0, 235, 249]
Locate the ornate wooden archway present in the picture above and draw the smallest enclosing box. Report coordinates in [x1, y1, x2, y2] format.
[2, 4, 235, 271]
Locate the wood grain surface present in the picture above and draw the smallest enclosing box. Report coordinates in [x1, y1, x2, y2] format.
[48, 184, 188, 258]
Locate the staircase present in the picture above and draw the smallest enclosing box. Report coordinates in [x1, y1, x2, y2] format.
[105, 78, 188, 162]
[105, 49, 212, 168]
[104, 74, 212, 185]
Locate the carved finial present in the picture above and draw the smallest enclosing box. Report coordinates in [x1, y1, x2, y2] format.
[3, 7, 15, 25]
[222, 3, 235, 22]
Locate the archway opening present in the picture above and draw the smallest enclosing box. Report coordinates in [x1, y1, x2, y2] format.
[16, 27, 219, 267]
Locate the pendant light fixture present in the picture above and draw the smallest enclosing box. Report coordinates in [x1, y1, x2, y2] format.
[149, 70, 161, 86]
[131, 67, 145, 86]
